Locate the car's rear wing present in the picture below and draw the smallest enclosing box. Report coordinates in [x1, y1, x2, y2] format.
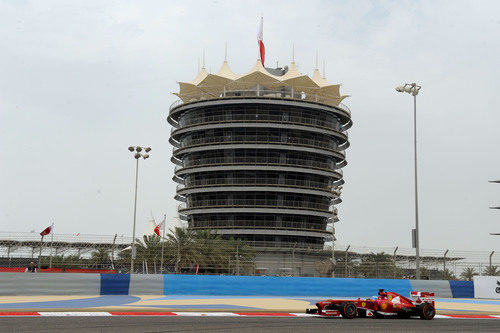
[410, 291, 435, 304]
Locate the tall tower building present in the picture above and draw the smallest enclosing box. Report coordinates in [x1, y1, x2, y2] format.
[168, 57, 351, 274]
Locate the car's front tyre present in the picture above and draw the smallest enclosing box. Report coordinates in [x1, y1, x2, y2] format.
[340, 302, 357, 319]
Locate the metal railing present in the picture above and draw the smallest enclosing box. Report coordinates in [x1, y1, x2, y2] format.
[175, 156, 342, 175]
[178, 178, 331, 191]
[182, 199, 332, 212]
[175, 113, 344, 132]
[178, 135, 340, 152]
[190, 220, 327, 232]
[168, 90, 351, 116]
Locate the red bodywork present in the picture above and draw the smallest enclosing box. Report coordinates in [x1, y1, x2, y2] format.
[309, 290, 435, 319]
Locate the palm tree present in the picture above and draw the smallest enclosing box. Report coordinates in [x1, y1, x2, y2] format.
[136, 235, 165, 272]
[118, 235, 168, 273]
[192, 229, 223, 272]
[223, 237, 254, 275]
[355, 252, 400, 278]
[117, 228, 256, 274]
[61, 254, 83, 269]
[166, 227, 199, 273]
[440, 268, 456, 280]
[89, 248, 111, 268]
[41, 254, 83, 269]
[483, 265, 500, 276]
[460, 267, 478, 281]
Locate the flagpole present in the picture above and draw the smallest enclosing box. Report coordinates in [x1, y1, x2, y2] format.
[49, 225, 54, 269]
[160, 214, 166, 273]
[38, 235, 44, 269]
[260, 16, 263, 61]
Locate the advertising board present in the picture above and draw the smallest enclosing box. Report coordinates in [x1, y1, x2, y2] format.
[473, 276, 500, 299]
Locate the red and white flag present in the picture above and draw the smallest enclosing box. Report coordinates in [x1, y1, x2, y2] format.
[40, 223, 54, 237]
[154, 215, 166, 236]
[257, 16, 265, 66]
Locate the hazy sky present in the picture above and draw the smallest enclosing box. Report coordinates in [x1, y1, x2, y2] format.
[1, 0, 499, 252]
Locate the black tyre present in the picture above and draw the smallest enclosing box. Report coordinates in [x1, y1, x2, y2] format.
[340, 302, 357, 319]
[418, 303, 436, 320]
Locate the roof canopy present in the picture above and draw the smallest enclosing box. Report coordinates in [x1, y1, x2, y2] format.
[175, 59, 348, 107]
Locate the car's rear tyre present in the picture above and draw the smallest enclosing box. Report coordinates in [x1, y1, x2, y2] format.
[340, 302, 357, 319]
[418, 303, 435, 320]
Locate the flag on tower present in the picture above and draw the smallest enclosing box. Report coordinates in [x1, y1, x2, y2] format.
[154, 215, 166, 236]
[257, 16, 265, 66]
[40, 223, 54, 237]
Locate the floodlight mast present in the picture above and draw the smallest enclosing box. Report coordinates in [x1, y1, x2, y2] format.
[128, 146, 152, 273]
[396, 83, 422, 280]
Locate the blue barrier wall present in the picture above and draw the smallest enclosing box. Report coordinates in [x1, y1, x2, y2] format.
[0, 273, 476, 298]
[449, 280, 474, 298]
[100, 274, 130, 295]
[163, 275, 413, 297]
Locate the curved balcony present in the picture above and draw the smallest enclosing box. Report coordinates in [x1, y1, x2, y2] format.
[172, 123, 348, 149]
[184, 199, 332, 213]
[174, 146, 345, 165]
[169, 97, 352, 132]
[178, 112, 342, 130]
[182, 178, 331, 191]
[190, 219, 327, 232]
[178, 134, 339, 152]
[178, 187, 336, 201]
[172, 114, 348, 144]
[175, 156, 343, 175]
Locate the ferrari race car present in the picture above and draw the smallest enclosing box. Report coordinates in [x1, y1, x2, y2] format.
[306, 289, 436, 320]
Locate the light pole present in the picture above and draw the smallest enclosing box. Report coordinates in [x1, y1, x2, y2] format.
[331, 186, 342, 278]
[128, 145, 151, 273]
[396, 83, 422, 279]
[489, 181, 500, 235]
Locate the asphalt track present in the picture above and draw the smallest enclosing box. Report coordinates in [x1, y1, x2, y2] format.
[1, 316, 499, 333]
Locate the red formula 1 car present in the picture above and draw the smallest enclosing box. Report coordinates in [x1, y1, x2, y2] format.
[306, 290, 436, 320]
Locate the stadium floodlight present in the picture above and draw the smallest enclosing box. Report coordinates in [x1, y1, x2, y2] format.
[396, 82, 422, 279]
[128, 145, 152, 273]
